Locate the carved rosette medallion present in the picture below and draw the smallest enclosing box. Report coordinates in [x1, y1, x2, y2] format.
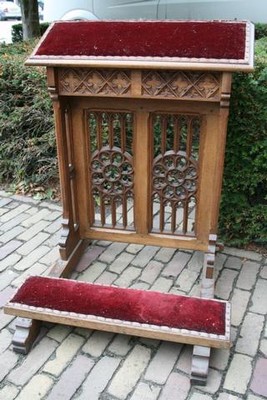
[59, 68, 131, 96]
[142, 71, 220, 100]
[91, 146, 133, 198]
[152, 151, 198, 204]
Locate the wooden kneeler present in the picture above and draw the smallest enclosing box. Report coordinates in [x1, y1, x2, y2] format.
[4, 20, 254, 385]
[5, 276, 230, 348]
[5, 275, 231, 386]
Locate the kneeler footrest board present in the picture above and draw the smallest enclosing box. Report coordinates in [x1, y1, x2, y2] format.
[5, 275, 231, 349]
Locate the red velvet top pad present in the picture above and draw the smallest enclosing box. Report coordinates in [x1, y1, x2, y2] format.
[11, 276, 226, 335]
[36, 21, 246, 60]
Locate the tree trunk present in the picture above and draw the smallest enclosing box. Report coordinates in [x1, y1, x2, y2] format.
[20, 0, 40, 40]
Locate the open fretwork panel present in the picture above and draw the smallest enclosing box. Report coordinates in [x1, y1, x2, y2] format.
[70, 98, 203, 240]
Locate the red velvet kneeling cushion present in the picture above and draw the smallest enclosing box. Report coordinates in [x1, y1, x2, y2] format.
[10, 276, 226, 335]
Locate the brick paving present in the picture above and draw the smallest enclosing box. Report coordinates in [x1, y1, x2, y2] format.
[0, 190, 266, 400]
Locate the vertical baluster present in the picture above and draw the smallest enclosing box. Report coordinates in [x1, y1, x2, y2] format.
[159, 202, 165, 232]
[171, 202, 176, 234]
[109, 113, 114, 149]
[97, 112, 103, 150]
[92, 188, 98, 225]
[183, 201, 189, 234]
[121, 113, 126, 153]
[161, 114, 167, 155]
[122, 195, 128, 228]
[186, 117, 193, 158]
[173, 115, 180, 153]
[111, 198, 116, 227]
[100, 194, 105, 226]
[151, 193, 155, 230]
[189, 196, 196, 233]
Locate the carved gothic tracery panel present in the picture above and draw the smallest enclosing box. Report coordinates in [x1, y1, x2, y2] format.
[59, 68, 131, 96]
[142, 71, 220, 100]
[151, 113, 201, 235]
[87, 111, 134, 229]
[58, 68, 221, 101]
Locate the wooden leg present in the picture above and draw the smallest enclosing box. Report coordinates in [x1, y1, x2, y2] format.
[201, 234, 216, 299]
[191, 234, 216, 384]
[12, 317, 41, 354]
[48, 239, 89, 278]
[191, 345, 211, 385]
[59, 219, 80, 261]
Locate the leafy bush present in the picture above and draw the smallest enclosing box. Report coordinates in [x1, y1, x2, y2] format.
[219, 36, 267, 247]
[0, 41, 56, 197]
[11, 22, 50, 43]
[255, 23, 267, 40]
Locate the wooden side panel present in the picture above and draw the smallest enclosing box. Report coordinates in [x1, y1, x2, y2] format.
[70, 100, 91, 237]
[210, 72, 232, 232]
[196, 73, 232, 241]
[47, 67, 81, 260]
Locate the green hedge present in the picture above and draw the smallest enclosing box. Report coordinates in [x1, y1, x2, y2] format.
[219, 36, 267, 247]
[255, 23, 267, 40]
[0, 41, 56, 197]
[11, 22, 50, 43]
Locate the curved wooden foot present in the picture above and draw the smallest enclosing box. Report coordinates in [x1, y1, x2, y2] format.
[12, 317, 41, 354]
[191, 345, 210, 385]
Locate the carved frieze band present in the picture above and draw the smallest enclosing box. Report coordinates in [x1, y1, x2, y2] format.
[58, 68, 221, 100]
[58, 68, 131, 96]
[142, 70, 221, 100]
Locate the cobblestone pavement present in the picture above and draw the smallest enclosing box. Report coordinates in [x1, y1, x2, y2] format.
[0, 191, 266, 400]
